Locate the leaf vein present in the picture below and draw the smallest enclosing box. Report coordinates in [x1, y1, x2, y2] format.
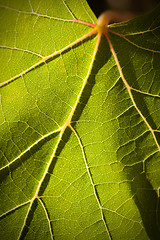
[69, 124, 112, 239]
[0, 128, 61, 172]
[0, 29, 97, 87]
[105, 33, 160, 152]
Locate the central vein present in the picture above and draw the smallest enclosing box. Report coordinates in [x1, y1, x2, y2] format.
[18, 32, 103, 240]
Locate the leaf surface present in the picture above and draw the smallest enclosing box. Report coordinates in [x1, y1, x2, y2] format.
[0, 0, 160, 239]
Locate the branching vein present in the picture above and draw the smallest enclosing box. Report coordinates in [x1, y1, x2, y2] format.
[0, 200, 31, 219]
[108, 28, 160, 53]
[0, 29, 97, 87]
[130, 87, 160, 98]
[105, 32, 160, 152]
[0, 45, 43, 57]
[0, 4, 96, 26]
[122, 36, 160, 53]
[69, 124, 112, 239]
[0, 128, 61, 172]
[17, 199, 34, 240]
[62, 0, 76, 19]
[38, 197, 54, 240]
[10, 31, 101, 238]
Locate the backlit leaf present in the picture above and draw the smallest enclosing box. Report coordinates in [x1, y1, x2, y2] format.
[0, 0, 160, 239]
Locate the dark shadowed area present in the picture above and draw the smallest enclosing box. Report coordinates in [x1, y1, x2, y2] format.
[87, 0, 160, 17]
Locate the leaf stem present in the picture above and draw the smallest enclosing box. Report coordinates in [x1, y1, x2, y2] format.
[97, 10, 135, 27]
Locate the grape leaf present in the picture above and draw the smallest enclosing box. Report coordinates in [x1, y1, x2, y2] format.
[0, 0, 160, 239]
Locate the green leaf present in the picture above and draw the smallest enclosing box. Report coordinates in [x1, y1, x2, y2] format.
[0, 0, 160, 239]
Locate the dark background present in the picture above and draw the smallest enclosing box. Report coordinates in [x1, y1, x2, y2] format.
[87, 0, 160, 18]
